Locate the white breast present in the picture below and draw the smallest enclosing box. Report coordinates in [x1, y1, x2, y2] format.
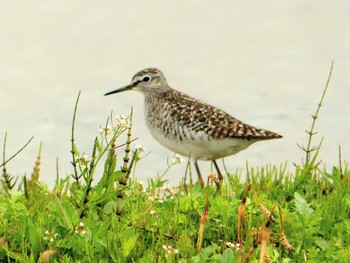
[146, 124, 255, 160]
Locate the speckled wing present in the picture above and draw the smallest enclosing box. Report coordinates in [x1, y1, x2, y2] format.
[161, 90, 282, 141]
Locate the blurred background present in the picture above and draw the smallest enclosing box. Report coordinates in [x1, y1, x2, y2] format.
[1, 1, 349, 187]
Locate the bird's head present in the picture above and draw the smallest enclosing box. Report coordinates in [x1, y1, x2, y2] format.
[104, 68, 170, 96]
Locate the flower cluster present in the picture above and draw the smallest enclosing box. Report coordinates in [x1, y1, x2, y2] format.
[115, 115, 131, 128]
[134, 144, 146, 153]
[150, 209, 159, 218]
[146, 183, 179, 203]
[75, 154, 90, 167]
[137, 180, 145, 192]
[43, 230, 58, 243]
[74, 222, 87, 236]
[171, 154, 184, 165]
[98, 114, 131, 138]
[162, 244, 179, 254]
[98, 126, 112, 137]
[224, 240, 241, 252]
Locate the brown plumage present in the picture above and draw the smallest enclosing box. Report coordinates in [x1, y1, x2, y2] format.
[105, 68, 282, 187]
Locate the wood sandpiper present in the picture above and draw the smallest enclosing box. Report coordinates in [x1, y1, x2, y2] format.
[105, 68, 282, 187]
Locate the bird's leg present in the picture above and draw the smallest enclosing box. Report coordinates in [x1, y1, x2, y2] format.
[194, 160, 205, 188]
[213, 160, 224, 186]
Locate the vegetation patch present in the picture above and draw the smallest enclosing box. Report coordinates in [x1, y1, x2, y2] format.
[1, 62, 349, 262]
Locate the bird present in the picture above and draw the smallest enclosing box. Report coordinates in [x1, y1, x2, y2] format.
[104, 68, 282, 187]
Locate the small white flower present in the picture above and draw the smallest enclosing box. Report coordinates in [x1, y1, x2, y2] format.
[224, 241, 241, 252]
[147, 196, 155, 202]
[163, 184, 170, 191]
[162, 244, 180, 254]
[138, 180, 144, 186]
[137, 180, 145, 192]
[75, 154, 90, 167]
[98, 126, 111, 136]
[115, 115, 131, 128]
[75, 222, 87, 236]
[225, 241, 236, 248]
[171, 154, 184, 165]
[150, 210, 159, 218]
[43, 230, 58, 242]
[135, 144, 146, 152]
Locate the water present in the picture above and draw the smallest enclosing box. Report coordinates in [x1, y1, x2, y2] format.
[1, 1, 349, 187]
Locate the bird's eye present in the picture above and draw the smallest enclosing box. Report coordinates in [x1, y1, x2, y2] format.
[142, 76, 151, 82]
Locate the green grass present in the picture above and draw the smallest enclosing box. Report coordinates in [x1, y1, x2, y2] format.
[1, 62, 349, 262]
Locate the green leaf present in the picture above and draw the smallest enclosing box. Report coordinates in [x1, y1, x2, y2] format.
[222, 248, 236, 263]
[26, 218, 41, 252]
[294, 192, 314, 217]
[122, 229, 138, 258]
[315, 238, 329, 251]
[345, 194, 350, 207]
[103, 200, 116, 214]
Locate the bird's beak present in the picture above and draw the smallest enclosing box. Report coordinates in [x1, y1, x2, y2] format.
[104, 83, 135, 96]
